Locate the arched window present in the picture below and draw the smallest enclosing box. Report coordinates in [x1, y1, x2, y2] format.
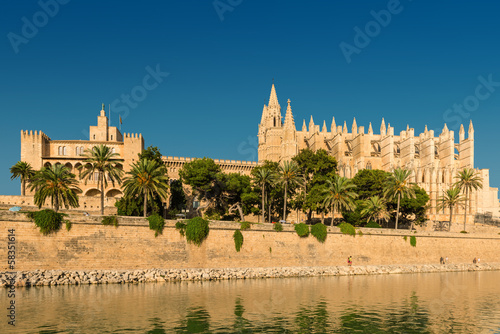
[58, 146, 62, 155]
[111, 135, 113, 140]
[93, 134, 96, 140]
[366, 162, 372, 170]
[63, 147, 67, 156]
[111, 147, 115, 154]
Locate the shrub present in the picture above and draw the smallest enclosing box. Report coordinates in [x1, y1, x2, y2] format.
[358, 230, 363, 236]
[364, 221, 381, 228]
[460, 230, 468, 234]
[240, 221, 251, 230]
[403, 235, 408, 241]
[269, 247, 272, 253]
[311, 223, 327, 243]
[27, 209, 66, 235]
[233, 230, 243, 252]
[175, 221, 187, 236]
[294, 223, 310, 237]
[102, 215, 118, 227]
[273, 222, 283, 232]
[410, 235, 417, 247]
[339, 222, 356, 237]
[186, 217, 210, 246]
[147, 213, 165, 237]
[65, 220, 72, 231]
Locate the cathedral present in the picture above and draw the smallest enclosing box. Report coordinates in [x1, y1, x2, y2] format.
[258, 85, 499, 222]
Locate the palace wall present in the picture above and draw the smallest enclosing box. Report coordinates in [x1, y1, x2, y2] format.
[1, 212, 499, 271]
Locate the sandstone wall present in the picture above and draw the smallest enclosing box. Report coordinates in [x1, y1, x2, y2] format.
[1, 211, 499, 271]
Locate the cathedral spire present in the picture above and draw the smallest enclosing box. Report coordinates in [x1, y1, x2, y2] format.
[260, 104, 267, 125]
[268, 84, 279, 108]
[468, 120, 474, 140]
[459, 123, 465, 141]
[322, 120, 327, 133]
[380, 118, 386, 136]
[331, 117, 336, 134]
[368, 122, 373, 135]
[352, 117, 357, 135]
[309, 115, 315, 132]
[284, 99, 295, 128]
[302, 119, 307, 132]
[343, 121, 348, 134]
[442, 123, 449, 135]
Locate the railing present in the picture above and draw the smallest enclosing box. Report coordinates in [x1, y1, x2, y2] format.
[474, 212, 500, 227]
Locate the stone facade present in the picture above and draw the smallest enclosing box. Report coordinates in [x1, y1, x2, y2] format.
[20, 106, 144, 199]
[258, 85, 500, 221]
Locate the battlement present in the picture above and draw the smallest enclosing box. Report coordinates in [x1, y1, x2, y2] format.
[124, 133, 142, 139]
[21, 130, 50, 141]
[163, 156, 258, 166]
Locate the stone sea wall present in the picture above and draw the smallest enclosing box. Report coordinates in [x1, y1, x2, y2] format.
[2, 263, 499, 287]
[1, 211, 500, 278]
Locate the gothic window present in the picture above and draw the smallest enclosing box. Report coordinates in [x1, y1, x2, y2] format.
[93, 134, 96, 140]
[111, 135, 113, 140]
[366, 162, 372, 170]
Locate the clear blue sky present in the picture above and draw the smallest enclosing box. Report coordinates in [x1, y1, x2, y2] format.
[2, 0, 500, 195]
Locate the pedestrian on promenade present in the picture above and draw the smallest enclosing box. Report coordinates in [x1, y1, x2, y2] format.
[348, 256, 352, 266]
[440, 257, 444, 264]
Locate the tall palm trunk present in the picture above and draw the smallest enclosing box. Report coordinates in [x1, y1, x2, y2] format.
[54, 195, 59, 212]
[261, 186, 265, 224]
[395, 194, 401, 230]
[21, 178, 26, 196]
[464, 188, 468, 231]
[283, 183, 288, 221]
[100, 172, 105, 215]
[330, 204, 335, 226]
[143, 193, 148, 218]
[320, 212, 324, 224]
[449, 206, 453, 232]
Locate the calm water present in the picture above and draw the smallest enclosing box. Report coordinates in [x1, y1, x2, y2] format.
[2, 270, 500, 333]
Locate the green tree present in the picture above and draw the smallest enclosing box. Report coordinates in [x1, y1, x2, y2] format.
[30, 164, 81, 212]
[454, 168, 483, 231]
[217, 172, 257, 221]
[122, 159, 169, 217]
[437, 186, 465, 231]
[322, 175, 358, 226]
[384, 168, 416, 229]
[169, 179, 186, 212]
[179, 157, 222, 215]
[79, 145, 123, 215]
[138, 145, 163, 164]
[251, 161, 282, 223]
[352, 169, 391, 200]
[276, 160, 303, 221]
[252, 167, 275, 223]
[10, 161, 35, 196]
[360, 195, 390, 225]
[293, 149, 337, 221]
[395, 185, 429, 230]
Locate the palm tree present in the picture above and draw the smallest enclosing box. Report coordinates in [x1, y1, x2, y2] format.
[252, 168, 274, 224]
[10, 161, 35, 196]
[276, 161, 303, 221]
[454, 168, 483, 231]
[122, 159, 169, 217]
[29, 164, 81, 212]
[384, 168, 416, 230]
[322, 175, 358, 226]
[79, 145, 123, 215]
[437, 186, 465, 231]
[360, 195, 390, 226]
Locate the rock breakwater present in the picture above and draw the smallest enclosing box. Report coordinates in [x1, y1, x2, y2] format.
[2, 263, 499, 287]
